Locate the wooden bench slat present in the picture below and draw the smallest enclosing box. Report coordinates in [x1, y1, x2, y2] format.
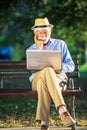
[0, 73, 29, 79]
[0, 88, 84, 98]
[66, 72, 80, 78]
[0, 91, 37, 98]
[0, 61, 26, 72]
[0, 88, 32, 93]
[0, 61, 26, 65]
[0, 69, 28, 72]
[0, 72, 79, 79]
[62, 89, 84, 97]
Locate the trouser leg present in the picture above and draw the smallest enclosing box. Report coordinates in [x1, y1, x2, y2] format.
[32, 67, 66, 122]
[33, 77, 51, 123]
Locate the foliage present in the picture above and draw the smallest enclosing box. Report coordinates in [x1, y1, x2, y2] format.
[0, 0, 87, 64]
[12, 43, 25, 60]
[80, 63, 87, 71]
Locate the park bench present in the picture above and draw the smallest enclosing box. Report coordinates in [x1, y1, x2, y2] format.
[0, 60, 84, 130]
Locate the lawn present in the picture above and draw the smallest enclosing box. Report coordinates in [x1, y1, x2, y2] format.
[0, 94, 87, 128]
[0, 77, 87, 128]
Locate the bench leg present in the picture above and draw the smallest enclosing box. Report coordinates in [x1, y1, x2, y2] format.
[68, 78, 76, 130]
[69, 96, 76, 130]
[0, 72, 4, 88]
[0, 79, 3, 88]
[71, 124, 76, 130]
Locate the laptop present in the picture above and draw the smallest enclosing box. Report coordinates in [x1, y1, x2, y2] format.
[26, 50, 62, 71]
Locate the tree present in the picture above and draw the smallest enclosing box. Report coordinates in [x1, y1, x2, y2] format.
[0, 0, 87, 63]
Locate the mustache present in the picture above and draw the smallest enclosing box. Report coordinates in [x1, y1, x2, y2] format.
[36, 35, 47, 42]
[37, 39, 47, 42]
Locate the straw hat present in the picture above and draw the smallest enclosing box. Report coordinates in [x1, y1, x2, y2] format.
[31, 17, 54, 30]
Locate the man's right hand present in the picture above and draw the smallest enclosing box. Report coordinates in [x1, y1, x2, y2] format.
[34, 34, 43, 50]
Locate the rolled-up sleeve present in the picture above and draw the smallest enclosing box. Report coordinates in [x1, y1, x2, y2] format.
[61, 41, 75, 73]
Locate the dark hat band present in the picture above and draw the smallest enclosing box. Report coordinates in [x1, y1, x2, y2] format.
[34, 25, 50, 28]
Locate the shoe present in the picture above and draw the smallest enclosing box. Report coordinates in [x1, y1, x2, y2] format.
[60, 111, 76, 127]
[40, 125, 49, 130]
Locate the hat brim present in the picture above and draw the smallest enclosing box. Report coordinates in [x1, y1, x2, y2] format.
[31, 24, 54, 30]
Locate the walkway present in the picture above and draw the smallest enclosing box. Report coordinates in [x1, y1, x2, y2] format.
[0, 127, 87, 130]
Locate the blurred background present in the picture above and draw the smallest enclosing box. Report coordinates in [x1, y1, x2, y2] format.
[0, 0, 87, 63]
[0, 0, 87, 127]
[0, 0, 87, 85]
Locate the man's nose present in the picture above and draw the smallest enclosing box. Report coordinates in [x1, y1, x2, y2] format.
[39, 31, 43, 34]
[40, 32, 46, 37]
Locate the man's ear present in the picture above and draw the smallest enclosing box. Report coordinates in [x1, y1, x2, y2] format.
[33, 30, 36, 34]
[51, 27, 53, 33]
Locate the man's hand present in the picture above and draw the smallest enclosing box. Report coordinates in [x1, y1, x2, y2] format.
[34, 34, 43, 50]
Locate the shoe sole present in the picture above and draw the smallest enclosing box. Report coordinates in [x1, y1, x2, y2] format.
[64, 121, 76, 127]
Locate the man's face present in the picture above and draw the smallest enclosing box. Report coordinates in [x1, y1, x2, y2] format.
[34, 28, 52, 44]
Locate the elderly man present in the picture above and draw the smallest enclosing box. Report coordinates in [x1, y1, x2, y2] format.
[26, 17, 76, 130]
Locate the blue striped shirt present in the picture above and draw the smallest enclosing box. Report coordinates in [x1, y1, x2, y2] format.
[26, 38, 75, 81]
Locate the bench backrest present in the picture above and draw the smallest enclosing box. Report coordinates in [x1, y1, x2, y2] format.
[0, 60, 79, 79]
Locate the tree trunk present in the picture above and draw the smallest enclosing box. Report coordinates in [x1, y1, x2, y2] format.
[85, 44, 87, 63]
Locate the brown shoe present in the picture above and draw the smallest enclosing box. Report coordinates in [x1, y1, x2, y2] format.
[40, 125, 49, 130]
[60, 111, 76, 127]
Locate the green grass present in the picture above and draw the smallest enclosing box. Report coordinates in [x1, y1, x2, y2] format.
[0, 77, 87, 128]
[80, 63, 87, 71]
[79, 63, 87, 77]
[0, 98, 37, 128]
[0, 95, 87, 128]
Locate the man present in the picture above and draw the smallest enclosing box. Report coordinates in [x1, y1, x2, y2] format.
[27, 17, 76, 130]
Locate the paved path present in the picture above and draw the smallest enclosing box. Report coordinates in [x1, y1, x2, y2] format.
[0, 127, 87, 130]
